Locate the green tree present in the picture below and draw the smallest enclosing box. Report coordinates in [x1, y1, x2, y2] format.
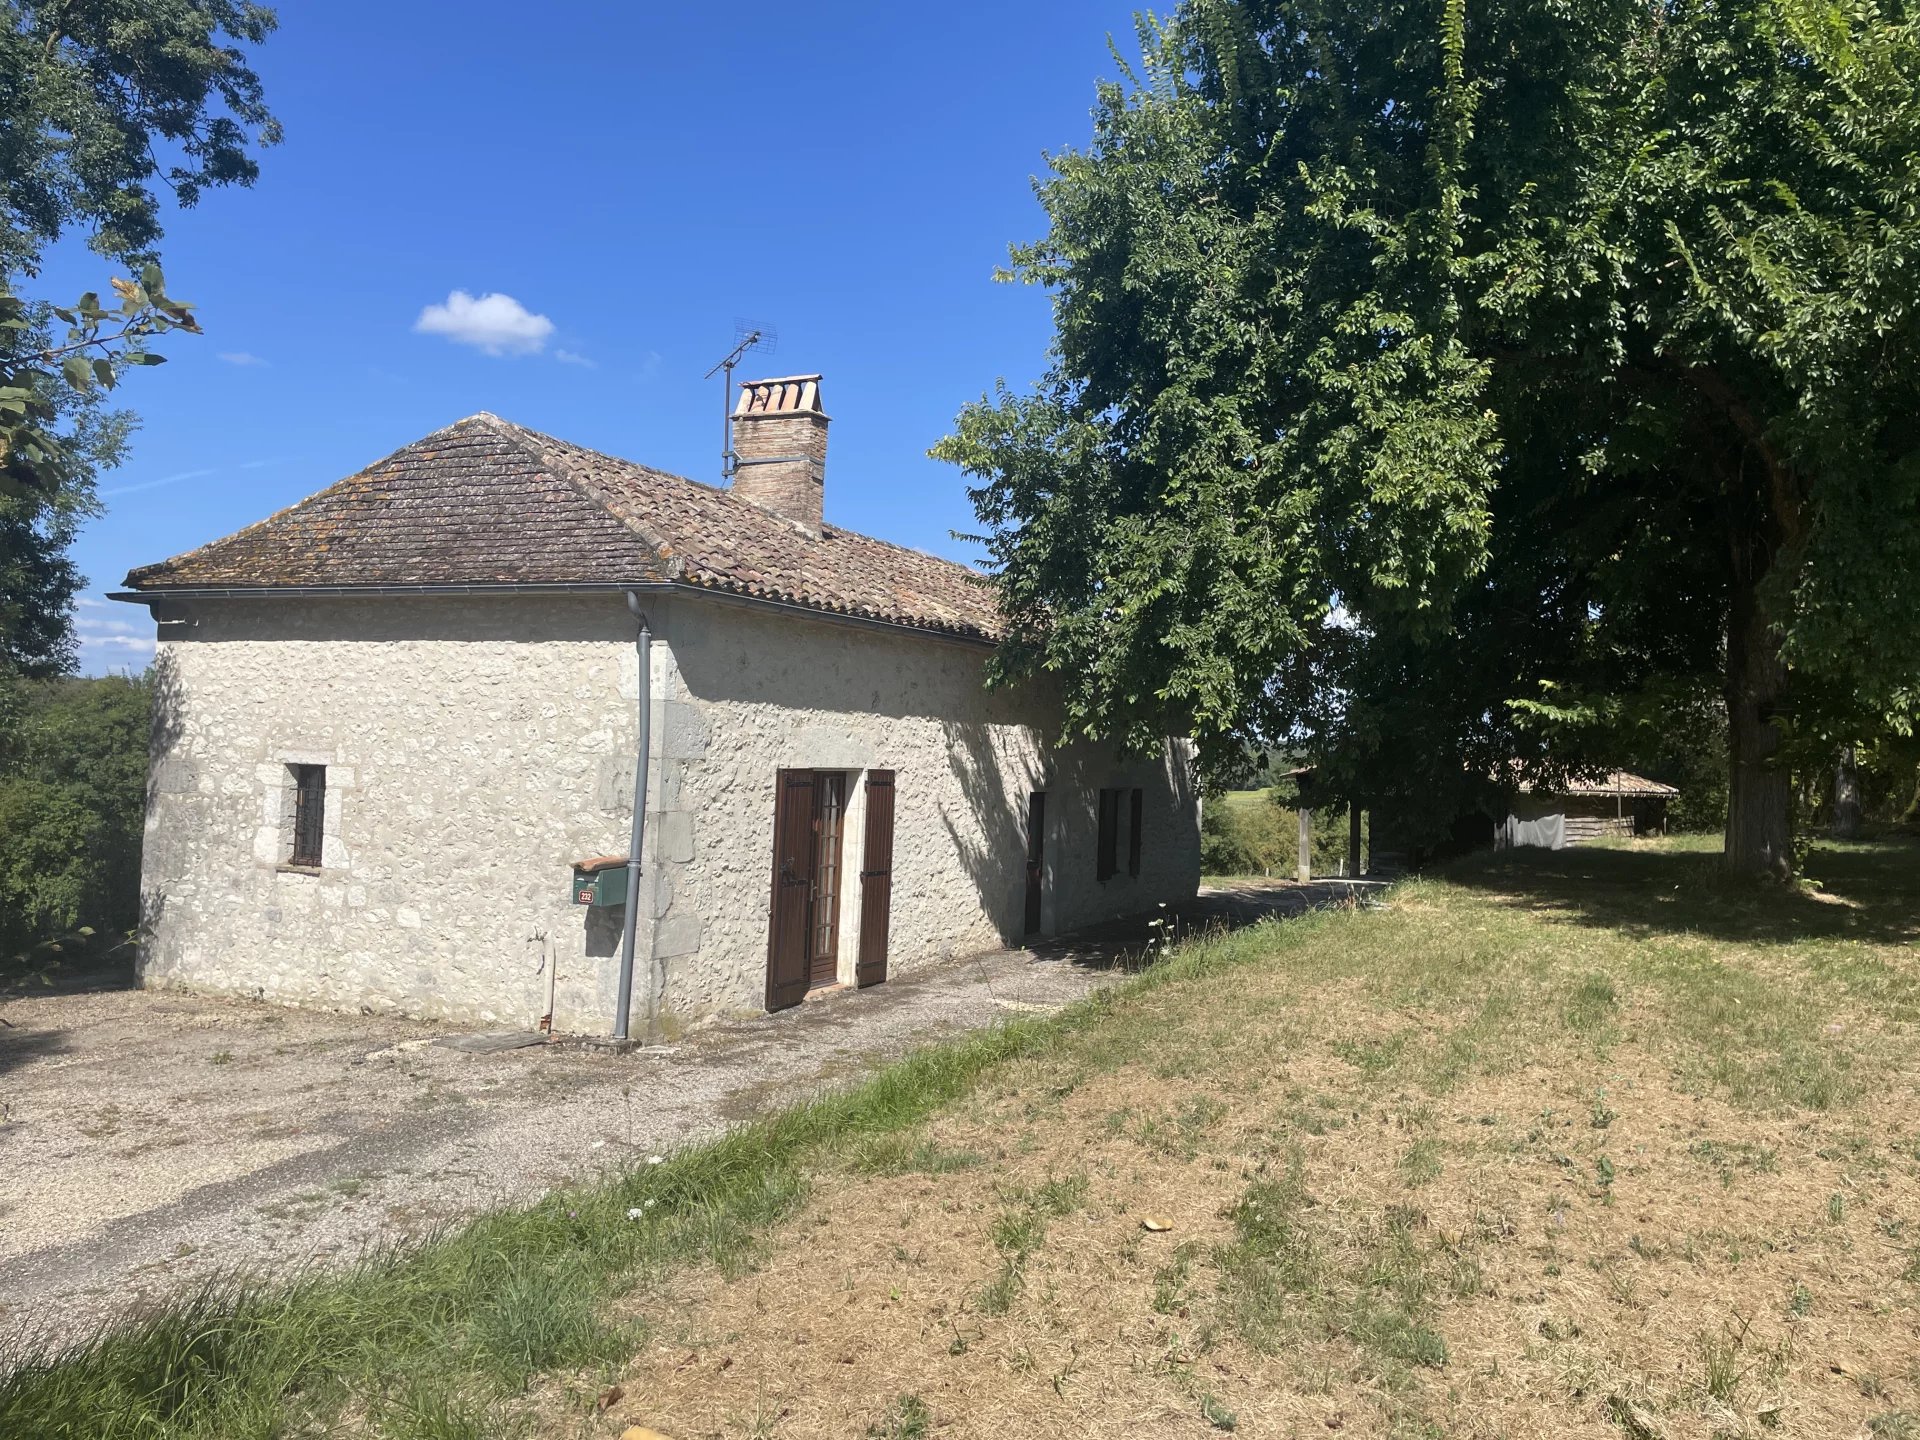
[0, 1, 277, 692]
[938, 0, 1920, 878]
[0, 672, 150, 970]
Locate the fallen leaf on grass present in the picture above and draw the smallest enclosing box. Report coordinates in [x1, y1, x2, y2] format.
[596, 1383, 624, 1412]
[1141, 1216, 1173, 1232]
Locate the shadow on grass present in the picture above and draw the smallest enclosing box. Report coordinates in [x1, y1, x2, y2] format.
[1023, 879, 1375, 974]
[1439, 836, 1920, 949]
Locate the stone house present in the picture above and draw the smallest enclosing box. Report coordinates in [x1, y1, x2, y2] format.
[113, 377, 1201, 1031]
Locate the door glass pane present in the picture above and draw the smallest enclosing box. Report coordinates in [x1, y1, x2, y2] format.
[813, 773, 845, 958]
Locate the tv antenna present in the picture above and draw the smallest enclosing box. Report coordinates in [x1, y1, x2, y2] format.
[703, 320, 776, 481]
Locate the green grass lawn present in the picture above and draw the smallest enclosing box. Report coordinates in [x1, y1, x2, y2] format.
[4, 837, 1918, 1439]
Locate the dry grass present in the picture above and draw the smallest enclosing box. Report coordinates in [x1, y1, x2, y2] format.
[543, 839, 1920, 1440]
[10, 838, 1916, 1440]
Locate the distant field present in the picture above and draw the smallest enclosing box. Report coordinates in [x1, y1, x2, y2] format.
[1206, 785, 1364, 879]
[7, 837, 1918, 1439]
[1219, 785, 1284, 811]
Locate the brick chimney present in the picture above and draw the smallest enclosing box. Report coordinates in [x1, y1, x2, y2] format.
[730, 374, 827, 536]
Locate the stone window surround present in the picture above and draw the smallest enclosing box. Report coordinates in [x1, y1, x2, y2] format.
[253, 751, 355, 874]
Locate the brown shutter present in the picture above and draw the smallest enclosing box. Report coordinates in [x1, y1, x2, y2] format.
[856, 770, 895, 988]
[1023, 790, 1046, 936]
[765, 770, 815, 1011]
[1128, 787, 1144, 877]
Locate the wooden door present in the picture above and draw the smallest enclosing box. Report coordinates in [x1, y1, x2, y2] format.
[856, 770, 895, 987]
[1023, 790, 1045, 935]
[766, 770, 815, 1011]
[809, 772, 847, 988]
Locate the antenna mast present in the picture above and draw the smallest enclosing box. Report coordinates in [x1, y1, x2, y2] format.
[702, 320, 776, 481]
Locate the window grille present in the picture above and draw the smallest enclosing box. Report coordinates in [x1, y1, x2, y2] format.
[290, 764, 326, 867]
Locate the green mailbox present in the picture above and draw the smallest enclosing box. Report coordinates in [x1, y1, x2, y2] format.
[571, 855, 630, 907]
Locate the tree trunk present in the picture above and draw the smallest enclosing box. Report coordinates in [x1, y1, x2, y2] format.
[1724, 575, 1792, 879]
[1831, 745, 1862, 840]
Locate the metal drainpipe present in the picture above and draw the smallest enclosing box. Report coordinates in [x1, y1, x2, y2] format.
[614, 593, 652, 1041]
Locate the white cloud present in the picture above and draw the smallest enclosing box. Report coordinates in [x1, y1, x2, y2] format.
[413, 290, 554, 356]
[218, 351, 269, 366]
[553, 348, 594, 368]
[75, 608, 156, 673]
[100, 466, 218, 498]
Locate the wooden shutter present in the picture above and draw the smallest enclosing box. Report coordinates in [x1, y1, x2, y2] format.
[1128, 787, 1144, 877]
[1096, 789, 1119, 881]
[765, 770, 815, 1011]
[1023, 790, 1046, 936]
[856, 770, 895, 988]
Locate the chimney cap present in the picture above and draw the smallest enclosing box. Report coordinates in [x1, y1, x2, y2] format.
[734, 374, 826, 419]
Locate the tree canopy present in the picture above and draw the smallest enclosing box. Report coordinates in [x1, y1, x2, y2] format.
[0, 2, 277, 689]
[937, 0, 1920, 875]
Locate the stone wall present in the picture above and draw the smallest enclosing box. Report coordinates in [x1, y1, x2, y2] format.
[137, 591, 1200, 1028]
[642, 594, 1201, 1016]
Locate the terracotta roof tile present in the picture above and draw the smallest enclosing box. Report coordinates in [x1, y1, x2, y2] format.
[734, 374, 824, 417]
[123, 414, 1001, 641]
[1517, 769, 1679, 797]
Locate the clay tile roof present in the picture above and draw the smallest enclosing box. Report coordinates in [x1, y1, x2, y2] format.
[121, 413, 1002, 642]
[1518, 769, 1680, 797]
[733, 374, 824, 417]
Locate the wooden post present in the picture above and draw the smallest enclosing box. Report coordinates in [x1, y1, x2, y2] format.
[1297, 806, 1312, 884]
[1349, 800, 1363, 877]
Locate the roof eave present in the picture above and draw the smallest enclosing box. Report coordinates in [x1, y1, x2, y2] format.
[109, 578, 1001, 650]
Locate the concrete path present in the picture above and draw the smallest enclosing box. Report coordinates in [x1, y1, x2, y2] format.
[0, 878, 1375, 1353]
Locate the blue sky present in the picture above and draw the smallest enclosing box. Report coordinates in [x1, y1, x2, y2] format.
[59, 1, 1140, 672]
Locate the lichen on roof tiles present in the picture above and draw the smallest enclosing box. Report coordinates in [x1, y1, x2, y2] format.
[123, 413, 1001, 641]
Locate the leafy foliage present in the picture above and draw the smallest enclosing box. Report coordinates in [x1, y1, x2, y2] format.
[0, 267, 198, 506]
[939, 0, 1920, 874]
[0, 672, 149, 973]
[0, 1, 278, 696]
[0, 1, 279, 276]
[935, 4, 1497, 770]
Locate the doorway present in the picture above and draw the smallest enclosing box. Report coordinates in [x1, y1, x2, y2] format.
[766, 769, 852, 1011]
[1024, 790, 1046, 935]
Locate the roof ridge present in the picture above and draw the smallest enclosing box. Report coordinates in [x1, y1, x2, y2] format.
[484, 415, 989, 583]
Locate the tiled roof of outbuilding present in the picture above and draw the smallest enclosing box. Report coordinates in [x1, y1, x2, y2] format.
[1518, 769, 1680, 797]
[122, 413, 1002, 642]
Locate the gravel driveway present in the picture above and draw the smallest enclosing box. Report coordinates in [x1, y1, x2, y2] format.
[0, 879, 1367, 1354]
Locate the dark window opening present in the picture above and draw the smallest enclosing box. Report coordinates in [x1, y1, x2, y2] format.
[1128, 787, 1144, 877]
[1096, 787, 1121, 881]
[290, 764, 326, 867]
